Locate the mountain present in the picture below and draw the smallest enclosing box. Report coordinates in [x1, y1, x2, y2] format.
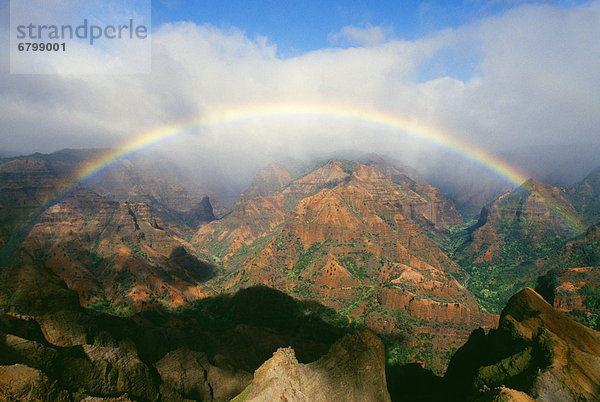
[450, 165, 600, 333]
[0, 149, 215, 250]
[0, 150, 218, 311]
[533, 224, 600, 331]
[232, 329, 391, 401]
[444, 288, 600, 401]
[3, 149, 599, 383]
[454, 179, 584, 313]
[193, 159, 495, 373]
[16, 187, 217, 310]
[0, 249, 356, 401]
[568, 166, 600, 224]
[0, 157, 67, 251]
[83, 153, 217, 228]
[3, 259, 596, 401]
[1, 147, 600, 399]
[361, 154, 425, 185]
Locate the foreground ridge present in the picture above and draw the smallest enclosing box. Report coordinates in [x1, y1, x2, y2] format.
[444, 287, 600, 401]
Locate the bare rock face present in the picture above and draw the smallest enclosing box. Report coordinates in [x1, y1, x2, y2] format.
[476, 386, 535, 402]
[60, 340, 157, 400]
[0, 364, 70, 401]
[155, 347, 251, 401]
[232, 329, 391, 402]
[445, 288, 600, 401]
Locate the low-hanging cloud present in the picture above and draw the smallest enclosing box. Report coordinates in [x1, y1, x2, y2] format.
[1, 1, 599, 186]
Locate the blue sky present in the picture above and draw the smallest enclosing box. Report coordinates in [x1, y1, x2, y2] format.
[151, 0, 589, 55]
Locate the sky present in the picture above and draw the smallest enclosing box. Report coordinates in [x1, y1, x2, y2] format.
[150, 0, 589, 55]
[1, 0, 599, 188]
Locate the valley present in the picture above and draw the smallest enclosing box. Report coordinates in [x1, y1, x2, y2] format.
[1, 148, 599, 400]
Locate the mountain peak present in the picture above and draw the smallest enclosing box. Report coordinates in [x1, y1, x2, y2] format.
[501, 287, 600, 356]
[241, 164, 292, 198]
[446, 287, 600, 399]
[232, 329, 391, 401]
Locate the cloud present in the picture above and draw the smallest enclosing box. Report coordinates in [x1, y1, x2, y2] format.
[0, 1, 599, 186]
[329, 24, 392, 46]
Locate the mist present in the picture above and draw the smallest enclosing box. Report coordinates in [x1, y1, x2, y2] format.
[1, 1, 600, 201]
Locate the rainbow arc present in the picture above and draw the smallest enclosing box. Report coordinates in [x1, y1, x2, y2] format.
[2, 103, 586, 261]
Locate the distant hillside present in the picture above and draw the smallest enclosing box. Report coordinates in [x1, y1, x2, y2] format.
[193, 159, 495, 373]
[453, 178, 583, 313]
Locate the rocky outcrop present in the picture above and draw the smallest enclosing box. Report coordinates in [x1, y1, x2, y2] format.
[0, 315, 159, 400]
[0, 364, 70, 401]
[232, 329, 390, 402]
[0, 264, 353, 402]
[155, 347, 251, 401]
[363, 155, 423, 185]
[186, 195, 216, 227]
[375, 287, 499, 328]
[445, 288, 600, 401]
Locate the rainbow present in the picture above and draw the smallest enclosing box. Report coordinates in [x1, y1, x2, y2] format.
[68, 103, 584, 232]
[75, 103, 532, 185]
[4, 103, 587, 258]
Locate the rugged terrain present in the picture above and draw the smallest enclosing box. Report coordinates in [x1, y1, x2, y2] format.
[444, 287, 600, 401]
[0, 256, 356, 401]
[0, 150, 217, 312]
[452, 166, 600, 332]
[192, 159, 496, 372]
[1, 149, 600, 399]
[232, 329, 390, 401]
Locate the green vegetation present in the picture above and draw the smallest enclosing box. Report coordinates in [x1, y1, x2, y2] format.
[340, 285, 375, 320]
[452, 214, 570, 313]
[567, 310, 599, 331]
[87, 299, 133, 317]
[386, 341, 411, 366]
[283, 197, 297, 212]
[474, 347, 534, 389]
[565, 238, 600, 267]
[463, 264, 535, 313]
[292, 240, 330, 273]
[226, 230, 279, 268]
[579, 284, 600, 311]
[177, 285, 362, 337]
[293, 282, 313, 298]
[340, 160, 359, 175]
[340, 251, 375, 280]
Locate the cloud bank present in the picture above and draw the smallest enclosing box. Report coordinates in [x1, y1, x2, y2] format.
[1, 1, 599, 186]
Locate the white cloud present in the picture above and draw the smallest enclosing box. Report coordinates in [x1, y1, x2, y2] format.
[1, 1, 599, 183]
[329, 24, 392, 46]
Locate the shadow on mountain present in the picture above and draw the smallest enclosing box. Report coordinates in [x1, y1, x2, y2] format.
[168, 246, 216, 282]
[386, 363, 447, 401]
[534, 268, 561, 305]
[0, 261, 355, 399]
